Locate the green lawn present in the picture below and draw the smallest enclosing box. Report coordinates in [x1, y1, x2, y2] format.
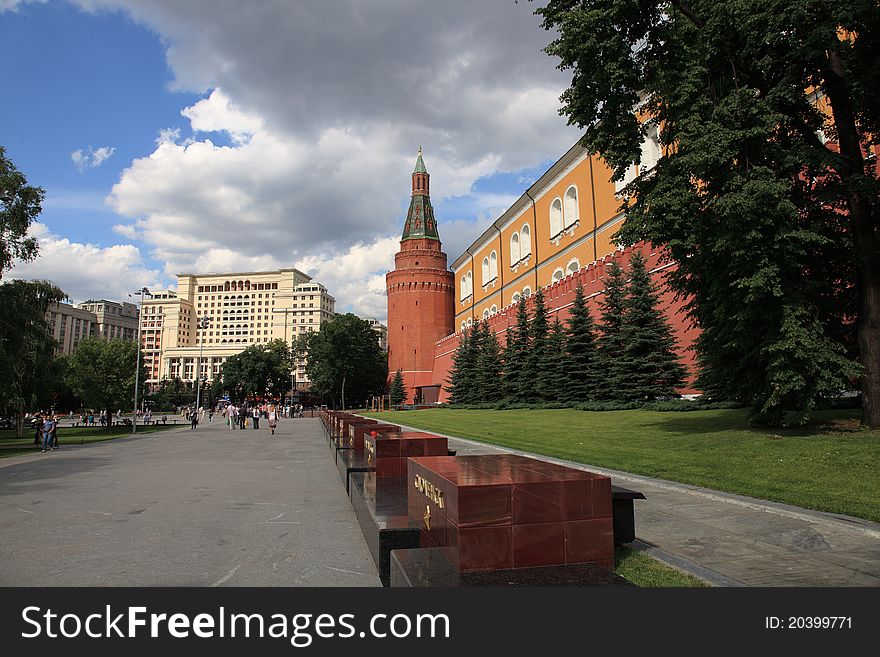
[0, 423, 182, 458]
[363, 408, 880, 522]
[614, 547, 707, 587]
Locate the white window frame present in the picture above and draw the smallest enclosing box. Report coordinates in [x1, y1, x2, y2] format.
[521, 224, 531, 257]
[550, 197, 563, 237]
[564, 185, 579, 228]
[510, 233, 520, 265]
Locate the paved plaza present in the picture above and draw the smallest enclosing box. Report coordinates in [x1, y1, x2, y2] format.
[2, 415, 878, 587]
[0, 417, 379, 586]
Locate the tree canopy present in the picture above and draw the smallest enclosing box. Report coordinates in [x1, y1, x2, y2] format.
[0, 146, 42, 277]
[302, 314, 387, 409]
[66, 338, 146, 429]
[538, 0, 879, 426]
[219, 339, 292, 404]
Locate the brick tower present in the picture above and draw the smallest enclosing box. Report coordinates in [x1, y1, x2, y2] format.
[386, 148, 455, 404]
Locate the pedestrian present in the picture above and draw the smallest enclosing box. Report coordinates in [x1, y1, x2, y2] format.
[208, 408, 214, 423]
[32, 413, 43, 447]
[50, 414, 59, 449]
[190, 407, 198, 430]
[41, 414, 56, 453]
[239, 407, 247, 430]
[267, 405, 278, 435]
[229, 404, 236, 430]
[252, 406, 260, 430]
[162, 414, 167, 425]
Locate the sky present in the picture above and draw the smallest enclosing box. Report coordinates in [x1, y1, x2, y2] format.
[1, 0, 581, 322]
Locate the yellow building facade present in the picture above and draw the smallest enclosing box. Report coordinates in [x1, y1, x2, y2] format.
[451, 139, 658, 328]
[140, 268, 335, 390]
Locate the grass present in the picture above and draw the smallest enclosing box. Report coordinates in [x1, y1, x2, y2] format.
[613, 546, 708, 587]
[362, 407, 880, 522]
[0, 423, 182, 458]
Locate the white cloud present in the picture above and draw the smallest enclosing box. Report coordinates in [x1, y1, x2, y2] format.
[6, 223, 163, 304]
[71, 145, 117, 172]
[61, 0, 583, 321]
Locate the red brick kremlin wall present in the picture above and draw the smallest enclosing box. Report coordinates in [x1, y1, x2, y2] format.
[430, 242, 700, 402]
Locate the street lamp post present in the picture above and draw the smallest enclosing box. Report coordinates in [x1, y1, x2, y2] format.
[132, 287, 152, 434]
[193, 316, 212, 426]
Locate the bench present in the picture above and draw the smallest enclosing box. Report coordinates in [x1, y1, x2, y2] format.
[610, 484, 647, 545]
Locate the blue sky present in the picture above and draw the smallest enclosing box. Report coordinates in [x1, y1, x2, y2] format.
[2, 0, 579, 320]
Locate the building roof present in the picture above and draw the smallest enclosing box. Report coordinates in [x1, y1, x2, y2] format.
[413, 146, 427, 174]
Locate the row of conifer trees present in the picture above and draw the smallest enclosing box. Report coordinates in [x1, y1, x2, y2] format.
[445, 251, 686, 405]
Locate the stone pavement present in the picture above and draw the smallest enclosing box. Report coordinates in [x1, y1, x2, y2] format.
[0, 416, 380, 586]
[393, 421, 880, 587]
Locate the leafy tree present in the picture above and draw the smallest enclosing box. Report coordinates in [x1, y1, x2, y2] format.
[617, 251, 687, 401]
[220, 339, 292, 405]
[537, 0, 877, 426]
[302, 314, 387, 409]
[595, 260, 628, 401]
[389, 368, 407, 407]
[474, 320, 504, 403]
[66, 338, 146, 431]
[564, 282, 599, 403]
[502, 298, 532, 402]
[0, 146, 42, 277]
[0, 280, 65, 435]
[446, 326, 478, 404]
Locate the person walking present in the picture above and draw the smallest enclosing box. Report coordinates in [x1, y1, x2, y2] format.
[32, 413, 43, 448]
[252, 406, 260, 430]
[208, 407, 214, 423]
[50, 414, 59, 449]
[267, 405, 278, 436]
[41, 414, 56, 453]
[239, 406, 247, 430]
[190, 407, 198, 430]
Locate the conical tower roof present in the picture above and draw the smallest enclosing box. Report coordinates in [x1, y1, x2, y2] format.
[402, 148, 439, 241]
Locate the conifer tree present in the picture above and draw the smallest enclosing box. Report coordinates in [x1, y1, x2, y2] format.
[502, 298, 531, 403]
[528, 288, 552, 402]
[596, 259, 628, 401]
[474, 320, 504, 403]
[617, 251, 687, 401]
[564, 282, 599, 403]
[446, 326, 477, 404]
[389, 368, 407, 407]
[540, 316, 569, 404]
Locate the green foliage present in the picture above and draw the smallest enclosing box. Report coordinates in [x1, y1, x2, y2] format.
[474, 320, 504, 403]
[0, 280, 65, 433]
[220, 339, 292, 404]
[537, 0, 879, 426]
[564, 282, 599, 402]
[617, 251, 687, 401]
[540, 316, 568, 403]
[527, 288, 552, 401]
[66, 338, 146, 428]
[390, 368, 407, 406]
[302, 314, 387, 409]
[446, 326, 477, 404]
[502, 298, 532, 402]
[0, 146, 42, 276]
[595, 260, 628, 400]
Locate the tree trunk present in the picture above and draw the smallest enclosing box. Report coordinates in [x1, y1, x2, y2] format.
[341, 374, 346, 411]
[107, 406, 113, 432]
[823, 43, 880, 428]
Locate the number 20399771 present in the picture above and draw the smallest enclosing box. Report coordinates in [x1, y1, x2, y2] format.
[765, 617, 852, 630]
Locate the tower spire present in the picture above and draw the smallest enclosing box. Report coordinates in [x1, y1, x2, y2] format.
[402, 147, 438, 241]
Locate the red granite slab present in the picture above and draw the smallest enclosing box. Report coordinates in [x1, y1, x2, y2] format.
[407, 454, 613, 572]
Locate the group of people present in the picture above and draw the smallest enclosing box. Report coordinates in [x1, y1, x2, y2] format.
[218, 403, 280, 435]
[30, 413, 58, 452]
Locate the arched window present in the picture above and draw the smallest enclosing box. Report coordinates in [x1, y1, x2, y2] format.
[489, 251, 497, 280]
[482, 309, 490, 320]
[490, 305, 498, 314]
[460, 276, 468, 301]
[481, 257, 490, 285]
[522, 286, 532, 298]
[550, 198, 563, 236]
[552, 268, 565, 283]
[521, 224, 531, 257]
[511, 292, 521, 304]
[466, 318, 473, 327]
[564, 186, 579, 227]
[510, 232, 520, 264]
[567, 259, 580, 275]
[466, 271, 473, 298]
